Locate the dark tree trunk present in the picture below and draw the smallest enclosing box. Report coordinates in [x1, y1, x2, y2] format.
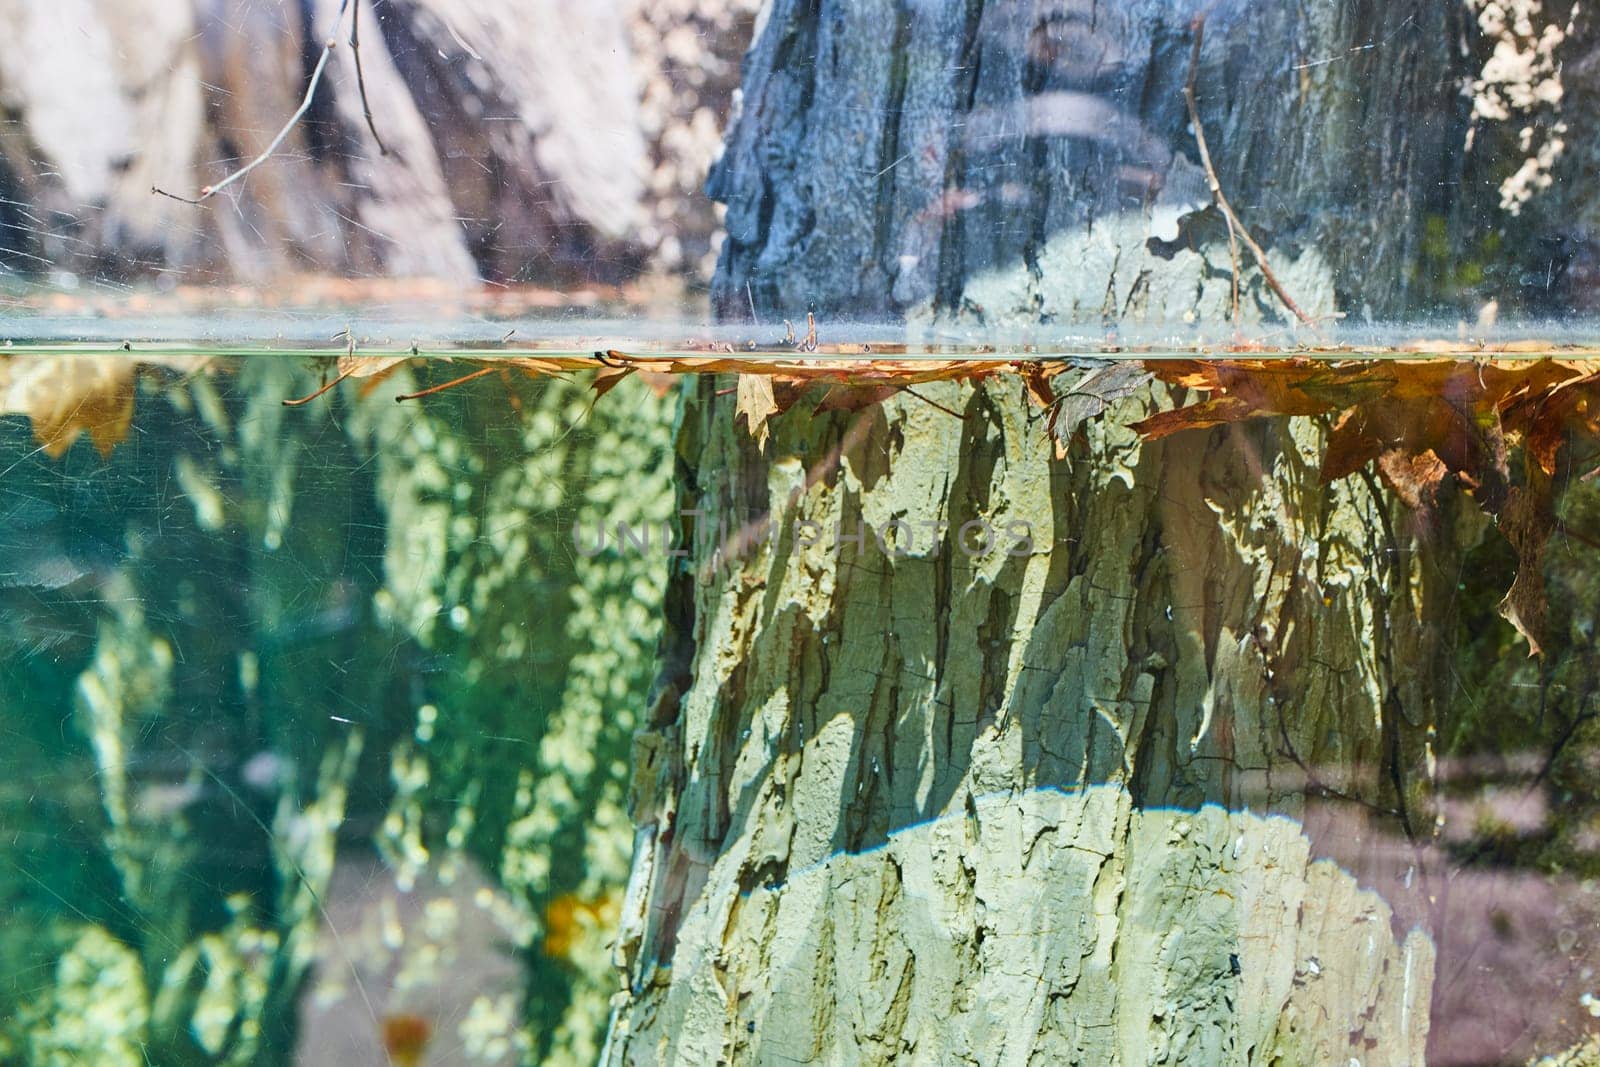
[708, 0, 1475, 326]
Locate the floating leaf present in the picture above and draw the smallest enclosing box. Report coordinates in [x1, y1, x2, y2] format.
[0, 355, 208, 458]
[1047, 363, 1153, 453]
[338, 354, 409, 378]
[338, 354, 411, 396]
[1133, 359, 1332, 439]
[1130, 357, 1600, 653]
[736, 373, 779, 447]
[1294, 366, 1400, 408]
[1375, 448, 1450, 510]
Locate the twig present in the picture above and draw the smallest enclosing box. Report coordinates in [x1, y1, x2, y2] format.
[284, 366, 353, 406]
[349, 0, 389, 156]
[1275, 691, 1409, 822]
[395, 365, 497, 401]
[285, 333, 358, 406]
[155, 37, 336, 204]
[1184, 18, 1314, 327]
[153, 0, 384, 202]
[1555, 520, 1600, 553]
[902, 387, 964, 418]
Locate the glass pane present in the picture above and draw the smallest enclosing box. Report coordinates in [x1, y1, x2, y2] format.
[3, 4, 1599, 1066]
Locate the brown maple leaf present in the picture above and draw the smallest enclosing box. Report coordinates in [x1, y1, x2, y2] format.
[0, 355, 209, 458]
[1129, 357, 1600, 654]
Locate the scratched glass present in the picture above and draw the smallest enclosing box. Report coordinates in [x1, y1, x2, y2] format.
[2, 4, 1599, 1066]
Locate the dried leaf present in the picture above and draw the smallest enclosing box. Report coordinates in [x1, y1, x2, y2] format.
[1375, 448, 1449, 510]
[0, 355, 207, 458]
[1293, 367, 1399, 408]
[737, 373, 779, 448]
[1130, 392, 1261, 440]
[591, 367, 636, 397]
[338, 354, 409, 378]
[1321, 394, 1504, 507]
[636, 371, 679, 398]
[1020, 363, 1070, 410]
[1049, 364, 1153, 450]
[1133, 359, 1330, 439]
[1131, 356, 1586, 654]
[338, 354, 411, 396]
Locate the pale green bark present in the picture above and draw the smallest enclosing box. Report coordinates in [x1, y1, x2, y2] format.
[612, 0, 1498, 1056]
[608, 378, 1466, 1064]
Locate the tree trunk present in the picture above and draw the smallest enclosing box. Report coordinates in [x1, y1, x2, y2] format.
[610, 1, 1499, 1063]
[707, 0, 1478, 325]
[608, 378, 1470, 1065]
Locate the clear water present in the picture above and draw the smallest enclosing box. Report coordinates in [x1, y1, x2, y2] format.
[0, 350, 1596, 1066]
[0, 356, 677, 1065]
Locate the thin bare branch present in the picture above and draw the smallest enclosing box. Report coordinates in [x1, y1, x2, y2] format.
[283, 366, 354, 406]
[1184, 18, 1314, 327]
[395, 365, 497, 402]
[155, 38, 336, 204]
[350, 0, 390, 156]
[154, 0, 387, 202]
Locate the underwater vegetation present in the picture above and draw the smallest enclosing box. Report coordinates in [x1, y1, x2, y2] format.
[0, 358, 674, 1064]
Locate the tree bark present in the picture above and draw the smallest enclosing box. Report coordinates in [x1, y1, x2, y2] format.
[612, 2, 1493, 1063]
[609, 377, 1467, 1065]
[708, 0, 1473, 325]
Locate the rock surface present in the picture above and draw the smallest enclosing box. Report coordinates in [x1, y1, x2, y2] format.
[0, 0, 756, 287]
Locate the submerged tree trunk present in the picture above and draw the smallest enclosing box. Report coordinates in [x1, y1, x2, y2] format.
[608, 1, 1510, 1063]
[608, 380, 1468, 1065]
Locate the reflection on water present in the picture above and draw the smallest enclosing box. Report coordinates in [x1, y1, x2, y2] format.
[0, 355, 1597, 1065]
